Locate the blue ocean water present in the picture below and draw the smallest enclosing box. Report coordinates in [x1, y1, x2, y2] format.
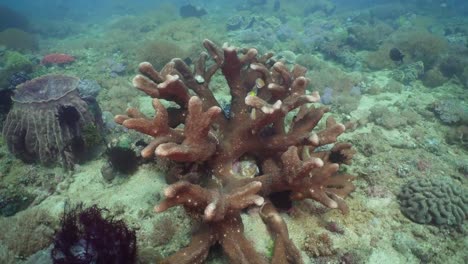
[0, 1, 467, 264]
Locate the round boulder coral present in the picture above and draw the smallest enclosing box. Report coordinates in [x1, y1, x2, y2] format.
[2, 74, 102, 168]
[398, 177, 468, 226]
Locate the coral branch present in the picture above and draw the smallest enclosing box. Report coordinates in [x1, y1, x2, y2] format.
[260, 202, 304, 264]
[138, 62, 164, 83]
[156, 96, 221, 162]
[156, 180, 264, 220]
[316, 116, 346, 146]
[117, 39, 357, 263]
[289, 160, 355, 213]
[155, 180, 267, 264]
[133, 71, 191, 107]
[281, 146, 324, 184]
[159, 228, 213, 264]
[114, 99, 184, 158]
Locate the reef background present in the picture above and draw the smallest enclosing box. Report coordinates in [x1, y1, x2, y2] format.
[0, 0, 467, 263]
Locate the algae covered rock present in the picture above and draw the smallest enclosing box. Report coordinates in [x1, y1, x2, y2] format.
[0, 28, 37, 51]
[398, 177, 468, 226]
[0, 187, 35, 216]
[0, 51, 33, 91]
[430, 99, 468, 125]
[391, 61, 424, 84]
[422, 68, 447, 88]
[4, 50, 33, 72]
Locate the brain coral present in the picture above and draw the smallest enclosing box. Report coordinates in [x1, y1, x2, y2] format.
[2, 74, 102, 169]
[398, 177, 468, 226]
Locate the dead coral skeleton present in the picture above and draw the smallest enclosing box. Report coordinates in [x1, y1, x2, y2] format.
[116, 39, 356, 264]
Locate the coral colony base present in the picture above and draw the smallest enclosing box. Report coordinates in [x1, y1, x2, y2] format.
[115, 39, 356, 264]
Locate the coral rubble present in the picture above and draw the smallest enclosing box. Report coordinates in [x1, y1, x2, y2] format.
[116, 40, 356, 263]
[2, 74, 102, 169]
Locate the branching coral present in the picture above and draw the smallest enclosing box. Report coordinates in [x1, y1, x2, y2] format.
[155, 181, 267, 264]
[116, 40, 356, 263]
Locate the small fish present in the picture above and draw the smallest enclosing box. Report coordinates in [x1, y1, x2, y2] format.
[249, 78, 265, 96]
[255, 78, 265, 89]
[231, 160, 259, 178]
[389, 48, 404, 63]
[250, 108, 257, 120]
[183, 57, 192, 65]
[248, 78, 266, 119]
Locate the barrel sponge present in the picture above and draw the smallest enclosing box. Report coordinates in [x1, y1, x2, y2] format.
[2, 74, 102, 169]
[398, 177, 468, 226]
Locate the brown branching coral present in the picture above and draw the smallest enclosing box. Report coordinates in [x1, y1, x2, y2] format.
[155, 181, 267, 264]
[116, 40, 356, 263]
[260, 202, 304, 264]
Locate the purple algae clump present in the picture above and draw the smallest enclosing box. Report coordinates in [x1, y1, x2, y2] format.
[320, 87, 334, 105]
[51, 204, 137, 264]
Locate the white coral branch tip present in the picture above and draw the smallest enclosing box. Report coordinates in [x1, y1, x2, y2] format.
[246, 48, 258, 57]
[261, 100, 282, 114]
[164, 185, 177, 198]
[254, 196, 265, 206]
[158, 74, 179, 89]
[312, 157, 324, 168]
[204, 202, 217, 220]
[308, 133, 319, 145]
[328, 200, 338, 208]
[305, 91, 321, 103]
[250, 64, 261, 70]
